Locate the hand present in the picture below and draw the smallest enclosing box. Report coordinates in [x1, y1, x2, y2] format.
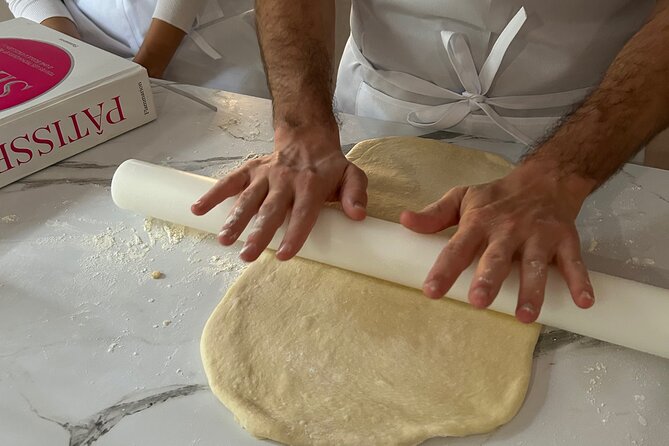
[191, 124, 368, 262]
[400, 161, 597, 323]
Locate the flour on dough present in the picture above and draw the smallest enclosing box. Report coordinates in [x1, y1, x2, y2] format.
[201, 137, 541, 446]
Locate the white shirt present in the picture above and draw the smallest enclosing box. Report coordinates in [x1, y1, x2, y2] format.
[6, 0, 203, 33]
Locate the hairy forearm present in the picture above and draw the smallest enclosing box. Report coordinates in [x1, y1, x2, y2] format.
[256, 0, 336, 129]
[525, 5, 669, 189]
[133, 19, 186, 78]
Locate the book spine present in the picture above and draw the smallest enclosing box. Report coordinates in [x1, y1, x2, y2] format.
[0, 66, 157, 188]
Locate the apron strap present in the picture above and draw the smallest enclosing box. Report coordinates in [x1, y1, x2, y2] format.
[190, 2, 226, 60]
[479, 7, 527, 95]
[189, 31, 223, 60]
[195, 2, 226, 28]
[150, 79, 218, 112]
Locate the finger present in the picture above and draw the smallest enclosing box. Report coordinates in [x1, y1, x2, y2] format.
[468, 239, 516, 309]
[556, 232, 595, 309]
[239, 190, 292, 262]
[340, 164, 368, 221]
[192, 169, 249, 215]
[515, 238, 552, 323]
[423, 227, 484, 299]
[276, 191, 325, 261]
[217, 180, 268, 246]
[400, 186, 467, 234]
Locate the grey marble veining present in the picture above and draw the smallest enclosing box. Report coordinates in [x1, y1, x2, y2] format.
[534, 329, 604, 357]
[28, 384, 208, 446]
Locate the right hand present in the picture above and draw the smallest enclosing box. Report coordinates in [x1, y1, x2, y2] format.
[191, 124, 368, 262]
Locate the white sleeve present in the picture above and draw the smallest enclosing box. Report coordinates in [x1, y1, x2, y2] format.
[6, 0, 74, 22]
[153, 0, 206, 33]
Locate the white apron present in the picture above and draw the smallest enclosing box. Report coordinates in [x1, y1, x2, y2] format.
[63, 0, 269, 98]
[335, 0, 655, 144]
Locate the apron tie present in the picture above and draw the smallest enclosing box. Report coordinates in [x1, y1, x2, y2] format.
[189, 2, 227, 60]
[351, 7, 592, 146]
[408, 7, 534, 145]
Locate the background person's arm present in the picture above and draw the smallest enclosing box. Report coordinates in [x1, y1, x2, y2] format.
[40, 16, 80, 39]
[133, 0, 206, 78]
[133, 19, 186, 79]
[6, 0, 80, 38]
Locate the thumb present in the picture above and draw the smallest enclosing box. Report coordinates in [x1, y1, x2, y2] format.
[400, 186, 466, 234]
[340, 164, 368, 221]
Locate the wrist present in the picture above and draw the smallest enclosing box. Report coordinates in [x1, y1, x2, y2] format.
[134, 19, 185, 78]
[514, 158, 596, 214]
[273, 99, 337, 130]
[274, 121, 341, 154]
[133, 50, 169, 78]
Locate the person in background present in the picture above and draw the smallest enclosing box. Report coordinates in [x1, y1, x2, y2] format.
[6, 0, 269, 98]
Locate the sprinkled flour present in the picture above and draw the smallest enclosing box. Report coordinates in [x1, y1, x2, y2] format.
[143, 217, 210, 250]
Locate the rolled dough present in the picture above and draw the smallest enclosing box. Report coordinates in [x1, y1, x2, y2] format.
[201, 137, 541, 446]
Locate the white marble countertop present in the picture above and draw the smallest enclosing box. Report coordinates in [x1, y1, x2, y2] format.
[1, 85, 668, 446]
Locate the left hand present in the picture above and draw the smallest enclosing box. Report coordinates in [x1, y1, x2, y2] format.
[400, 161, 597, 323]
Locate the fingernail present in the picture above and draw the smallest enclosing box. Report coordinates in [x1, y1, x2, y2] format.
[424, 280, 442, 298]
[218, 228, 231, 239]
[471, 287, 489, 307]
[519, 303, 536, 314]
[193, 199, 202, 207]
[277, 243, 291, 258]
[353, 201, 364, 209]
[239, 243, 255, 259]
[581, 290, 595, 304]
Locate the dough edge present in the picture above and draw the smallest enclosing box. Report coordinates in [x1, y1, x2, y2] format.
[201, 136, 541, 445]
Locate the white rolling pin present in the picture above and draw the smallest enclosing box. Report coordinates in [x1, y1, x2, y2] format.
[112, 159, 669, 359]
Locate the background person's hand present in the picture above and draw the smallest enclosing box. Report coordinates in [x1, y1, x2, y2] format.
[400, 161, 597, 323]
[191, 124, 368, 262]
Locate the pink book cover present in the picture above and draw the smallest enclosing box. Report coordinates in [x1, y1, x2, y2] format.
[0, 18, 157, 188]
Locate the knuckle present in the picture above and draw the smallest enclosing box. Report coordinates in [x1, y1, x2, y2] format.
[559, 251, 585, 269]
[522, 257, 548, 275]
[245, 158, 262, 169]
[450, 185, 469, 198]
[557, 225, 579, 241]
[498, 219, 520, 236]
[301, 169, 321, 185]
[292, 206, 312, 220]
[259, 202, 278, 216]
[238, 187, 259, 203]
[214, 177, 229, 189]
[462, 207, 489, 227]
[483, 248, 509, 264]
[444, 238, 468, 257]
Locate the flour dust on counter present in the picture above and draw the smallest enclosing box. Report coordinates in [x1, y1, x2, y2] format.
[1, 214, 18, 223]
[213, 94, 273, 143]
[202, 137, 541, 446]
